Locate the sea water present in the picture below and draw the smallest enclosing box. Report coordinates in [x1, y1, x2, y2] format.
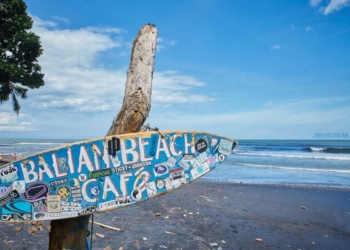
[1, 138, 349, 189]
[204, 140, 350, 189]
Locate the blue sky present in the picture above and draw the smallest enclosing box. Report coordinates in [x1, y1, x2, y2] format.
[1, 0, 350, 140]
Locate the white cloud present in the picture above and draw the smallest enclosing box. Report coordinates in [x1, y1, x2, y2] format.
[270, 44, 281, 50]
[86, 26, 126, 34]
[310, 0, 350, 15]
[0, 113, 14, 125]
[152, 71, 214, 104]
[53, 16, 69, 24]
[310, 0, 322, 7]
[31, 16, 57, 27]
[305, 26, 312, 32]
[0, 16, 212, 134]
[32, 16, 121, 68]
[323, 0, 350, 15]
[148, 98, 350, 139]
[0, 113, 37, 131]
[157, 37, 178, 51]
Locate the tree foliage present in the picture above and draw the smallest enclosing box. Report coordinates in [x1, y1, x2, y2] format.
[0, 0, 44, 114]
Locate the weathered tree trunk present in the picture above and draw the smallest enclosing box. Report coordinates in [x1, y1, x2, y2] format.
[108, 24, 157, 135]
[48, 24, 157, 250]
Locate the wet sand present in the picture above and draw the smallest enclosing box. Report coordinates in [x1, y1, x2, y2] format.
[0, 155, 14, 166]
[0, 180, 349, 250]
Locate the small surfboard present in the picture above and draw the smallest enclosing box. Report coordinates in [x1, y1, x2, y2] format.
[0, 131, 237, 222]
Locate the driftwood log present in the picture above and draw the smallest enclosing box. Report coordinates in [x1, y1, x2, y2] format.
[108, 24, 157, 135]
[48, 24, 157, 250]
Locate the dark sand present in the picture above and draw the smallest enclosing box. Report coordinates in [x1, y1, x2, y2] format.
[0, 179, 349, 250]
[0, 155, 14, 166]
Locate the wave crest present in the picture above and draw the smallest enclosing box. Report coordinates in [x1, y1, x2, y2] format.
[308, 147, 350, 154]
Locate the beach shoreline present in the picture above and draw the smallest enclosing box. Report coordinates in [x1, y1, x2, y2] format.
[0, 180, 349, 250]
[0, 154, 15, 166]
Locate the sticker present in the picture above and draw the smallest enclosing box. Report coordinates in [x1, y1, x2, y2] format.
[156, 179, 166, 189]
[88, 168, 112, 179]
[219, 154, 225, 161]
[195, 139, 207, 153]
[23, 182, 49, 203]
[167, 157, 176, 168]
[218, 139, 234, 156]
[193, 152, 208, 167]
[50, 178, 68, 187]
[169, 168, 186, 189]
[115, 196, 131, 205]
[99, 196, 131, 211]
[111, 157, 121, 167]
[37, 204, 47, 212]
[89, 185, 100, 197]
[71, 186, 82, 202]
[114, 161, 152, 173]
[131, 188, 143, 201]
[61, 201, 82, 212]
[169, 168, 185, 181]
[79, 174, 87, 182]
[1, 214, 14, 221]
[146, 182, 157, 197]
[0, 164, 18, 184]
[211, 138, 218, 147]
[1, 200, 32, 221]
[57, 186, 71, 200]
[12, 180, 26, 193]
[0, 190, 20, 207]
[79, 205, 99, 215]
[33, 211, 78, 220]
[47, 195, 61, 213]
[179, 160, 190, 170]
[58, 157, 68, 170]
[183, 154, 194, 162]
[34, 212, 45, 220]
[191, 161, 210, 180]
[69, 178, 80, 187]
[154, 163, 168, 176]
[0, 186, 10, 197]
[208, 155, 217, 165]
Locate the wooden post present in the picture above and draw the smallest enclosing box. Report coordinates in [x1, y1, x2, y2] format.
[108, 24, 157, 135]
[48, 24, 157, 250]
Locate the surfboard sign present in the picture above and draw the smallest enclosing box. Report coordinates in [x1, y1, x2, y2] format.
[0, 131, 237, 222]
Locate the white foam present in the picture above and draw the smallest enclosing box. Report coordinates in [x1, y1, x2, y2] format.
[310, 147, 325, 151]
[234, 151, 350, 161]
[16, 142, 64, 145]
[235, 163, 350, 174]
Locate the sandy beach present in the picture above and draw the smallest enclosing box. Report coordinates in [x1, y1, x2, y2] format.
[0, 180, 349, 250]
[0, 155, 15, 166]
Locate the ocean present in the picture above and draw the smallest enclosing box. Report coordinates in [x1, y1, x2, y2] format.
[205, 139, 350, 189]
[1, 138, 349, 190]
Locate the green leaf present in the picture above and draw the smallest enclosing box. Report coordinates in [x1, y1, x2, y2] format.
[0, 0, 44, 115]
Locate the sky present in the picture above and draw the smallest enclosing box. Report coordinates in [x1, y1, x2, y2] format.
[1, 0, 350, 140]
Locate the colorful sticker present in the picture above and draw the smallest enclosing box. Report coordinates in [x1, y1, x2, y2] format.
[47, 195, 61, 213]
[146, 181, 157, 197]
[218, 139, 234, 155]
[195, 139, 207, 153]
[154, 163, 168, 176]
[0, 164, 18, 184]
[57, 186, 71, 200]
[23, 183, 49, 203]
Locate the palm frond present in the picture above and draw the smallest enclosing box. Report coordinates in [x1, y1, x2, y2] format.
[12, 93, 20, 115]
[13, 85, 28, 99]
